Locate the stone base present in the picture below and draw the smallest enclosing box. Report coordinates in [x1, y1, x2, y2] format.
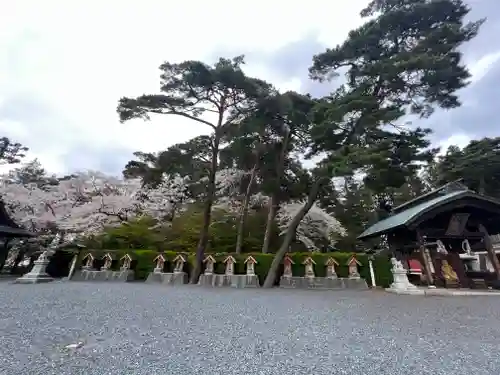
[230, 275, 260, 288]
[72, 269, 134, 282]
[13, 260, 54, 284]
[198, 274, 216, 286]
[212, 274, 232, 287]
[344, 278, 369, 289]
[0, 273, 18, 281]
[199, 274, 260, 288]
[146, 271, 187, 285]
[279, 276, 368, 290]
[444, 280, 460, 288]
[13, 273, 54, 284]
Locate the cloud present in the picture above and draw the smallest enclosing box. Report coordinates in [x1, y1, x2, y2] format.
[1, 0, 498, 177]
[437, 134, 472, 155]
[0, 0, 370, 175]
[468, 51, 500, 84]
[242, 0, 500, 150]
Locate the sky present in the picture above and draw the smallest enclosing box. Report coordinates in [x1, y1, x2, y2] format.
[1, 0, 499, 176]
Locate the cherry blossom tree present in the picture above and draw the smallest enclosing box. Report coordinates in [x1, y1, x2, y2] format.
[212, 169, 345, 252]
[56, 171, 191, 236]
[0, 171, 190, 239]
[136, 174, 192, 225]
[276, 202, 346, 251]
[54, 171, 143, 235]
[212, 168, 250, 212]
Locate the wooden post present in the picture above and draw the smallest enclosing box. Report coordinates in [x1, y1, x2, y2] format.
[478, 224, 500, 279]
[448, 252, 468, 288]
[416, 229, 434, 286]
[67, 254, 78, 280]
[368, 258, 376, 288]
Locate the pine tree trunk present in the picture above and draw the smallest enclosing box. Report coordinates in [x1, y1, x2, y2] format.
[235, 163, 258, 254]
[262, 194, 278, 254]
[262, 179, 323, 288]
[262, 128, 290, 254]
[189, 137, 220, 284]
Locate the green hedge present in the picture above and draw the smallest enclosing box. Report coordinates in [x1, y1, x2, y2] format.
[73, 249, 393, 287]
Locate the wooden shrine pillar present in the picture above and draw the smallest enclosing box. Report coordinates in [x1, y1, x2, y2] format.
[433, 255, 444, 287]
[448, 252, 469, 288]
[416, 229, 434, 286]
[478, 224, 500, 280]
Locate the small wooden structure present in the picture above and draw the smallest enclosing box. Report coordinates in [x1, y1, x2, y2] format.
[203, 255, 216, 275]
[120, 254, 132, 270]
[223, 256, 236, 276]
[173, 254, 186, 273]
[153, 254, 166, 273]
[325, 257, 339, 279]
[82, 253, 94, 268]
[244, 256, 257, 276]
[358, 181, 500, 289]
[283, 254, 295, 278]
[101, 253, 113, 270]
[346, 256, 361, 279]
[302, 257, 316, 278]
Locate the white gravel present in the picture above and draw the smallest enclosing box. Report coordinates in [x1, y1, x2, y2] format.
[1, 281, 499, 375]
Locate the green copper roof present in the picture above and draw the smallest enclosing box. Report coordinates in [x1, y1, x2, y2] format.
[357, 190, 467, 240]
[391, 180, 468, 214]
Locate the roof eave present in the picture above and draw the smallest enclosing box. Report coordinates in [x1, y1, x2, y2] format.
[404, 191, 500, 230]
[357, 225, 403, 241]
[391, 180, 468, 214]
[358, 190, 500, 241]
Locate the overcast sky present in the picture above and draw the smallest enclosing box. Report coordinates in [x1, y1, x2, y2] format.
[1, 0, 499, 176]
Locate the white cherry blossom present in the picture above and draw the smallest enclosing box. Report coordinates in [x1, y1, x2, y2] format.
[276, 202, 346, 251]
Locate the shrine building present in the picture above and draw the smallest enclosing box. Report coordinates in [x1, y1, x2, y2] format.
[0, 199, 34, 239]
[358, 181, 500, 289]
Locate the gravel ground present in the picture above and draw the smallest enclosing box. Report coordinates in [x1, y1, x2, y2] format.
[1, 282, 500, 375]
